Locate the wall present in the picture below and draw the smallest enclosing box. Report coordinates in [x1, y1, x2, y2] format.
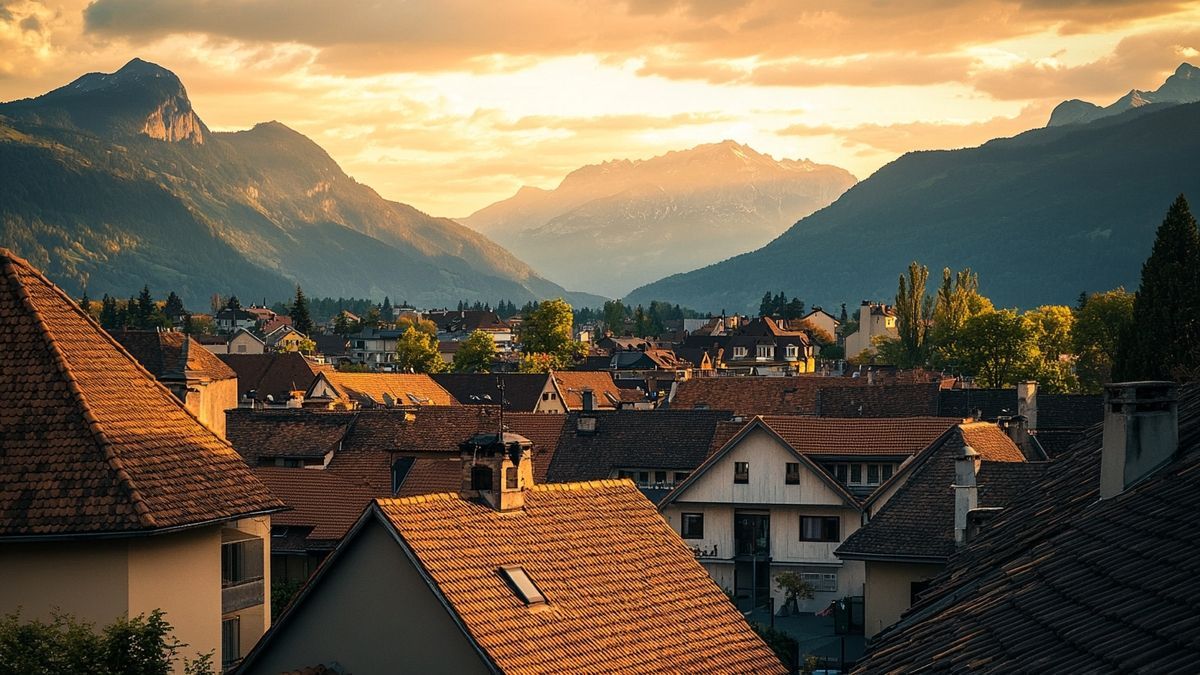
[863, 561, 944, 638]
[188, 377, 238, 440]
[229, 333, 264, 355]
[533, 378, 566, 413]
[242, 518, 490, 675]
[228, 516, 272, 659]
[127, 525, 223, 669]
[0, 539, 130, 627]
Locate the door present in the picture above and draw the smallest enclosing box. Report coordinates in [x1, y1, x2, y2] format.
[734, 512, 770, 611]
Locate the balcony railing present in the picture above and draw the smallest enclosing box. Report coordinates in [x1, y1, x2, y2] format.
[222, 578, 264, 614]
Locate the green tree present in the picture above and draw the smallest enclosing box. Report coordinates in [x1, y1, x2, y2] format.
[99, 294, 119, 328]
[362, 307, 382, 329]
[958, 310, 1038, 387]
[1114, 194, 1200, 381]
[162, 291, 185, 320]
[396, 316, 438, 337]
[1073, 288, 1135, 393]
[885, 261, 933, 367]
[79, 290, 92, 318]
[602, 300, 627, 335]
[1024, 305, 1078, 393]
[0, 609, 214, 675]
[333, 312, 351, 335]
[134, 286, 156, 329]
[520, 298, 586, 369]
[453, 330, 498, 373]
[380, 296, 393, 321]
[289, 285, 313, 335]
[930, 267, 992, 368]
[394, 327, 445, 373]
[633, 305, 648, 337]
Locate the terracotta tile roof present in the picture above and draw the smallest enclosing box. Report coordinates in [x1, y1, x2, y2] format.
[815, 383, 942, 417]
[112, 329, 237, 382]
[394, 457, 461, 497]
[219, 352, 321, 403]
[671, 375, 887, 416]
[551, 370, 622, 410]
[254, 467, 375, 543]
[755, 416, 963, 457]
[545, 410, 734, 493]
[837, 424, 1042, 561]
[314, 371, 457, 407]
[856, 384, 1200, 673]
[375, 481, 785, 674]
[431, 373, 550, 411]
[227, 409, 356, 462]
[0, 249, 284, 538]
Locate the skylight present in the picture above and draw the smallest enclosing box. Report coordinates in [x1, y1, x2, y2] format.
[499, 565, 546, 605]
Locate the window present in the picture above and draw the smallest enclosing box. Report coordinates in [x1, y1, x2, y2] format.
[655, 470, 667, 485]
[221, 537, 264, 587]
[471, 465, 493, 491]
[734, 461, 749, 484]
[867, 464, 880, 485]
[499, 565, 546, 605]
[221, 617, 240, 668]
[850, 464, 862, 484]
[882, 464, 894, 481]
[681, 513, 704, 539]
[733, 346, 748, 359]
[800, 572, 839, 593]
[637, 471, 650, 485]
[392, 457, 415, 494]
[756, 345, 773, 359]
[800, 516, 840, 542]
[834, 464, 848, 484]
[785, 462, 800, 484]
[786, 345, 798, 360]
[674, 471, 690, 483]
[505, 466, 519, 489]
[236, 344, 246, 353]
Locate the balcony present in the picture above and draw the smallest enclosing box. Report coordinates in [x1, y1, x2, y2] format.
[222, 530, 264, 614]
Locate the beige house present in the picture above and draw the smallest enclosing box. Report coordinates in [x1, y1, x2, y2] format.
[112, 329, 240, 439]
[199, 328, 266, 356]
[658, 416, 964, 615]
[0, 249, 285, 671]
[844, 301, 898, 359]
[238, 433, 784, 674]
[799, 307, 841, 341]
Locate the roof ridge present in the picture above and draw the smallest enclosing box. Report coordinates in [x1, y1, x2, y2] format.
[1, 253, 157, 528]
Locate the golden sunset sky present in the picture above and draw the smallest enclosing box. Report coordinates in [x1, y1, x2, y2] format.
[1, 0, 1198, 216]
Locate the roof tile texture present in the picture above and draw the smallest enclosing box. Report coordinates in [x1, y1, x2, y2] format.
[317, 371, 457, 407]
[377, 481, 785, 674]
[551, 371, 622, 409]
[0, 249, 283, 537]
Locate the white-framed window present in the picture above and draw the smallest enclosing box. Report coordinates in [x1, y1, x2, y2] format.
[756, 345, 774, 360]
[785, 344, 798, 360]
[733, 346, 748, 359]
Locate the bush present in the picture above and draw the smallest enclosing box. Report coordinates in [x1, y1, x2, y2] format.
[751, 622, 798, 671]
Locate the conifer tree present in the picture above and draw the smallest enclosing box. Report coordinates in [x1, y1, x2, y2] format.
[136, 286, 155, 328]
[1114, 195, 1200, 381]
[381, 296, 392, 321]
[290, 285, 313, 335]
[163, 291, 185, 319]
[99, 295, 118, 328]
[79, 290, 91, 316]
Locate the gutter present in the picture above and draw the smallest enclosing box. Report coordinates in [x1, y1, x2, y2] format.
[0, 505, 288, 543]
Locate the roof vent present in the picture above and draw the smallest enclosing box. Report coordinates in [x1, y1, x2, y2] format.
[498, 565, 546, 606]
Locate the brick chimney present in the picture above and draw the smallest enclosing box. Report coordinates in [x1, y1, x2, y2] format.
[1016, 381, 1038, 430]
[1100, 381, 1178, 499]
[460, 432, 535, 511]
[953, 444, 980, 545]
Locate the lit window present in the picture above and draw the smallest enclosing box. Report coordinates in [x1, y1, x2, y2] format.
[681, 513, 704, 539]
[734, 461, 749, 484]
[786, 462, 800, 485]
[800, 516, 840, 542]
[499, 565, 546, 605]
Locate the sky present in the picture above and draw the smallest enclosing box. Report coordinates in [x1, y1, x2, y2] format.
[1, 1, 1198, 217]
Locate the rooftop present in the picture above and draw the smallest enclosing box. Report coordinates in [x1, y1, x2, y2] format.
[111, 329, 237, 382]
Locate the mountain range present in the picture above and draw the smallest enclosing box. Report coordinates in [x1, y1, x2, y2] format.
[461, 142, 855, 297]
[627, 66, 1200, 313]
[1048, 62, 1200, 126]
[0, 58, 601, 309]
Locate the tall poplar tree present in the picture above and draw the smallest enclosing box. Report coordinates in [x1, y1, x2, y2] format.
[1114, 195, 1200, 381]
[893, 261, 932, 367]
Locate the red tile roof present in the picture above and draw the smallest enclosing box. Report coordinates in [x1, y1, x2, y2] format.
[314, 371, 457, 407]
[219, 352, 321, 403]
[0, 249, 283, 538]
[376, 481, 785, 674]
[254, 467, 376, 542]
[551, 370, 621, 410]
[112, 329, 237, 382]
[755, 416, 963, 457]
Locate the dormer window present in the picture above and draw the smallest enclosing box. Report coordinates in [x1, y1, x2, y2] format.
[499, 565, 546, 606]
[786, 345, 798, 360]
[756, 345, 773, 360]
[733, 346, 747, 359]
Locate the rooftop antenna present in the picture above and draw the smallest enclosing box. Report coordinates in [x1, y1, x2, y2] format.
[496, 374, 506, 444]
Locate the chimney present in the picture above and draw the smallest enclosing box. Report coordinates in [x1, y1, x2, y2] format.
[1099, 381, 1178, 499]
[582, 387, 594, 412]
[1016, 381, 1038, 430]
[460, 432, 535, 512]
[866, 369, 875, 386]
[953, 445, 980, 545]
[286, 389, 305, 409]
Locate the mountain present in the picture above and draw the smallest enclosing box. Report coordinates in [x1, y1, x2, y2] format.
[1048, 62, 1200, 126]
[626, 100, 1200, 313]
[460, 141, 856, 297]
[0, 59, 601, 309]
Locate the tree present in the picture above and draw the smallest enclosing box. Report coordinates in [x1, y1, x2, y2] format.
[289, 285, 313, 335]
[380, 296, 393, 321]
[887, 261, 933, 367]
[957, 310, 1038, 388]
[362, 307, 382, 329]
[1114, 194, 1200, 381]
[396, 316, 438, 337]
[520, 298, 586, 369]
[163, 291, 185, 320]
[1024, 305, 1078, 393]
[0, 609, 214, 675]
[394, 327, 445, 373]
[333, 312, 351, 335]
[781, 297, 806, 320]
[79, 290, 92, 317]
[633, 305, 648, 338]
[930, 267, 992, 368]
[225, 295, 241, 310]
[99, 295, 119, 328]
[1074, 288, 1135, 393]
[453, 330, 498, 373]
[602, 300, 627, 335]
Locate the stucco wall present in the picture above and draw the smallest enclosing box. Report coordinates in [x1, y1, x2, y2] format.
[189, 377, 238, 439]
[0, 539, 130, 626]
[128, 525, 223, 667]
[863, 560, 943, 638]
[242, 518, 490, 675]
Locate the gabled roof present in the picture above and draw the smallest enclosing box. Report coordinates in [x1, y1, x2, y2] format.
[856, 384, 1200, 672]
[311, 371, 457, 407]
[226, 409, 356, 462]
[112, 329, 237, 382]
[431, 372, 550, 411]
[372, 481, 785, 673]
[0, 249, 284, 539]
[545, 410, 735, 494]
[219, 352, 321, 402]
[662, 416, 861, 507]
[254, 467, 376, 543]
[754, 416, 962, 458]
[837, 424, 1042, 562]
[815, 383, 942, 417]
[550, 370, 622, 410]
